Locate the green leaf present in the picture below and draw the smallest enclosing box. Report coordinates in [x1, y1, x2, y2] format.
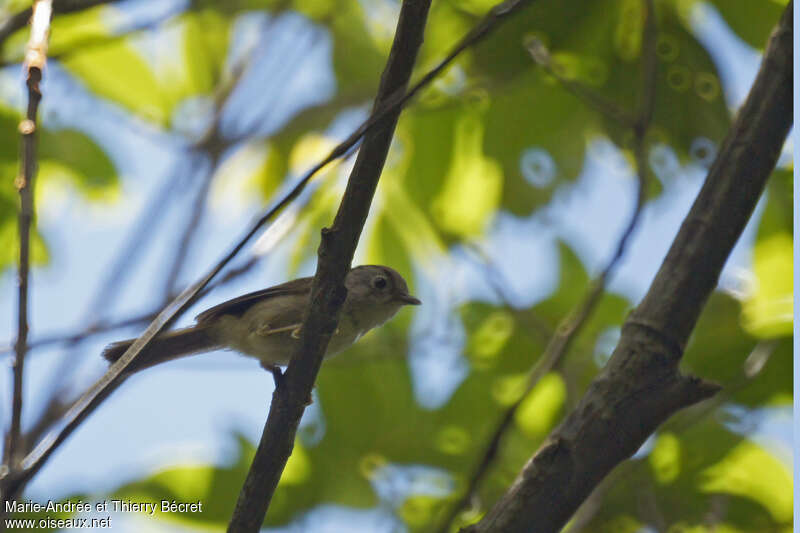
[649, 431, 682, 484]
[430, 111, 503, 238]
[61, 39, 167, 125]
[111, 434, 255, 528]
[684, 292, 791, 406]
[181, 8, 230, 97]
[514, 372, 566, 438]
[741, 233, 792, 338]
[584, 416, 790, 532]
[757, 168, 793, 240]
[703, 0, 787, 49]
[700, 440, 792, 523]
[0, 106, 117, 272]
[38, 129, 117, 198]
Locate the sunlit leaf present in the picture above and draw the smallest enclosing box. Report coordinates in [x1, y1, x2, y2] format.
[0, 106, 117, 272]
[649, 431, 682, 484]
[430, 112, 502, 238]
[700, 440, 792, 523]
[514, 372, 566, 438]
[741, 232, 792, 338]
[181, 8, 230, 97]
[61, 39, 167, 124]
[703, 0, 787, 49]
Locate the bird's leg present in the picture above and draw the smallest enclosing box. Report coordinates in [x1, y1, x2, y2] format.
[261, 361, 284, 388]
[259, 362, 313, 404]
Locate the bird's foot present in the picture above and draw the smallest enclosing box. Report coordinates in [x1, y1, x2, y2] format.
[260, 362, 313, 404]
[261, 362, 284, 388]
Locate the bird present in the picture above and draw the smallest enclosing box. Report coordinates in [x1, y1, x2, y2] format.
[102, 265, 420, 375]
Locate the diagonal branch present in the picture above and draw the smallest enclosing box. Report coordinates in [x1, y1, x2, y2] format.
[228, 0, 551, 527]
[3, 0, 52, 473]
[463, 3, 792, 531]
[226, 0, 432, 529]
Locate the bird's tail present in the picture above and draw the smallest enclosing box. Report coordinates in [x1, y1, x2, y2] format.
[102, 325, 218, 373]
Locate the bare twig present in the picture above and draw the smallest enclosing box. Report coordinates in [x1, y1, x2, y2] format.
[0, 198, 313, 360]
[161, 33, 266, 298]
[464, 3, 791, 530]
[3, 0, 51, 473]
[160, 155, 209, 298]
[0, 309, 156, 356]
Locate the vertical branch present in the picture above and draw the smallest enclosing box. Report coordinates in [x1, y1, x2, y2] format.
[4, 0, 52, 470]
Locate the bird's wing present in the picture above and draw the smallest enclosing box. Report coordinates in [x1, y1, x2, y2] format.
[195, 276, 312, 324]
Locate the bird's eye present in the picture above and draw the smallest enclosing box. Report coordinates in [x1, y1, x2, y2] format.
[372, 276, 388, 289]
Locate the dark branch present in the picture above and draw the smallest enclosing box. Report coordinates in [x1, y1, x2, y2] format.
[226, 1, 432, 530]
[463, 3, 792, 531]
[3, 0, 50, 476]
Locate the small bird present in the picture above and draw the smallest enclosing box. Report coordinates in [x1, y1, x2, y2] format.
[102, 265, 420, 374]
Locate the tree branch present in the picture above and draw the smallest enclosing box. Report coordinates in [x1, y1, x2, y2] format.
[462, 3, 792, 531]
[226, 1, 432, 530]
[3, 0, 51, 473]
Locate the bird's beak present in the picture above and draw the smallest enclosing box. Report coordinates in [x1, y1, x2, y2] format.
[397, 293, 421, 305]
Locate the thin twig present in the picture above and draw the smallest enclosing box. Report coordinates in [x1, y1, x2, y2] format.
[0, 207, 305, 359]
[0, 309, 156, 356]
[526, 39, 635, 127]
[0, 175, 322, 361]
[3, 0, 51, 473]
[161, 31, 265, 298]
[81, 160, 189, 328]
[160, 153, 212, 299]
[437, 2, 658, 530]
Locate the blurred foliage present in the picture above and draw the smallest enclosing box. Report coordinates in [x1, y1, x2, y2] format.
[0, 0, 792, 532]
[580, 416, 792, 533]
[742, 169, 793, 339]
[0, 105, 116, 271]
[703, 0, 787, 49]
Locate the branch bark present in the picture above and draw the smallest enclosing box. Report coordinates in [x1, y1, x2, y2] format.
[226, 1, 432, 530]
[3, 0, 51, 473]
[463, 3, 793, 532]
